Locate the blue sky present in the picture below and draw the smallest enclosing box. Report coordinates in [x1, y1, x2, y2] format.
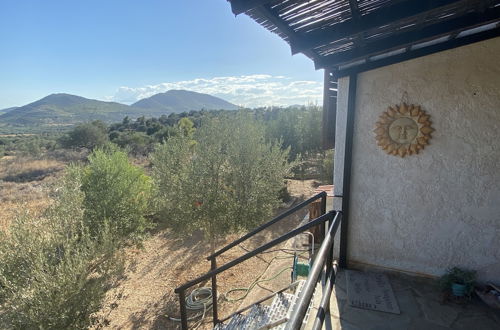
[0, 0, 323, 109]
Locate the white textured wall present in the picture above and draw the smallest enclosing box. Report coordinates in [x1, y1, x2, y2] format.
[337, 37, 500, 281]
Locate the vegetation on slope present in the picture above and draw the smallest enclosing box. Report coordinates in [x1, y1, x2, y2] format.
[0, 94, 137, 125]
[0, 91, 238, 127]
[0, 105, 334, 328]
[0, 148, 151, 329]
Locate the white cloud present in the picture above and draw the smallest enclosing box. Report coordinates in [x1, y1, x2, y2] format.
[108, 74, 323, 108]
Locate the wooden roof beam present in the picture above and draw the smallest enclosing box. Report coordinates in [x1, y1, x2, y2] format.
[291, 0, 462, 55]
[314, 5, 500, 69]
[348, 0, 360, 20]
[348, 0, 365, 48]
[230, 0, 276, 15]
[251, 4, 320, 61]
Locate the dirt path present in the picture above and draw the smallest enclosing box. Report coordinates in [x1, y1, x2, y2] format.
[95, 180, 319, 329]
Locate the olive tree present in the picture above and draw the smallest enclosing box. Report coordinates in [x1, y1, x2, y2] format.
[152, 115, 292, 250]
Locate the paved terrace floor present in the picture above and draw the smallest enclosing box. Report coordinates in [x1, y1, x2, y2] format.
[306, 269, 500, 330]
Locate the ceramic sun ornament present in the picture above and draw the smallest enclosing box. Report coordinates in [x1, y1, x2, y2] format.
[374, 103, 434, 157]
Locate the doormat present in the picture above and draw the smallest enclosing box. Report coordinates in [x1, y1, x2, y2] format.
[346, 270, 400, 314]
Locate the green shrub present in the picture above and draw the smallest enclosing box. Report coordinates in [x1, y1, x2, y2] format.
[0, 147, 151, 329]
[0, 168, 122, 329]
[81, 145, 152, 241]
[152, 115, 292, 247]
[59, 121, 109, 150]
[111, 131, 153, 155]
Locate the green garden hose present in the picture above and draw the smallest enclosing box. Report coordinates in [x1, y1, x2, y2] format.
[224, 264, 293, 302]
[167, 286, 213, 322]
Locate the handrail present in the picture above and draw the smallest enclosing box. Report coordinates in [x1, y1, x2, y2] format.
[207, 191, 327, 260]
[286, 211, 342, 330]
[175, 211, 335, 293]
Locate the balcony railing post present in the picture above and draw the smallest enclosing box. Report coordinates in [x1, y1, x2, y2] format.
[178, 289, 188, 330]
[210, 257, 219, 326]
[320, 194, 327, 215]
[321, 193, 328, 256]
[326, 237, 333, 278]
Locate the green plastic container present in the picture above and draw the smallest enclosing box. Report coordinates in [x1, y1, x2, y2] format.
[451, 283, 467, 297]
[295, 262, 310, 277]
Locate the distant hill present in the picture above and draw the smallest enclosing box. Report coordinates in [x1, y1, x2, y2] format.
[0, 94, 140, 126]
[132, 90, 238, 113]
[0, 107, 18, 115]
[0, 91, 238, 127]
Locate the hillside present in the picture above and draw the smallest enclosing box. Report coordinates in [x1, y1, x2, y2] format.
[132, 90, 238, 112]
[0, 91, 238, 127]
[0, 94, 139, 126]
[0, 107, 18, 115]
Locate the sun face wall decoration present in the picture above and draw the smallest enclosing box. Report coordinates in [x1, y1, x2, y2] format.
[374, 103, 434, 157]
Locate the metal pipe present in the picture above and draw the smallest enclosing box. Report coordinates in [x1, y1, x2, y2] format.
[178, 289, 188, 330]
[286, 212, 341, 330]
[176, 211, 335, 293]
[312, 262, 338, 330]
[320, 194, 327, 215]
[211, 257, 218, 326]
[321, 193, 328, 249]
[339, 74, 357, 268]
[326, 237, 334, 278]
[207, 192, 327, 260]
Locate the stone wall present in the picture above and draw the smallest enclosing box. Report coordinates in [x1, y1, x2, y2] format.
[334, 37, 500, 281]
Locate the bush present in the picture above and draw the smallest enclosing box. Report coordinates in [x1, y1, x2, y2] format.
[81, 145, 152, 241]
[59, 121, 109, 150]
[152, 115, 292, 247]
[0, 168, 122, 329]
[111, 131, 153, 155]
[0, 147, 151, 328]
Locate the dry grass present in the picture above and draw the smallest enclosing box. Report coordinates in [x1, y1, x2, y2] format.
[0, 155, 67, 230]
[0, 153, 318, 329]
[287, 179, 320, 199]
[0, 157, 64, 183]
[94, 179, 317, 330]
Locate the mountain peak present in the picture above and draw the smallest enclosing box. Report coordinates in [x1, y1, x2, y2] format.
[0, 90, 238, 126]
[30, 93, 90, 108]
[132, 89, 238, 112]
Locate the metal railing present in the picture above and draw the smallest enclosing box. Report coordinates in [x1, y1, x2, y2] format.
[206, 191, 326, 326]
[207, 191, 327, 261]
[286, 211, 341, 330]
[174, 195, 331, 329]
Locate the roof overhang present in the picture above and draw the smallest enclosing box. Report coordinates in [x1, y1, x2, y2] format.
[228, 0, 500, 77]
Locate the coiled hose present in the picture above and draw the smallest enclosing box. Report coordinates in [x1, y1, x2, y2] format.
[167, 287, 213, 322]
